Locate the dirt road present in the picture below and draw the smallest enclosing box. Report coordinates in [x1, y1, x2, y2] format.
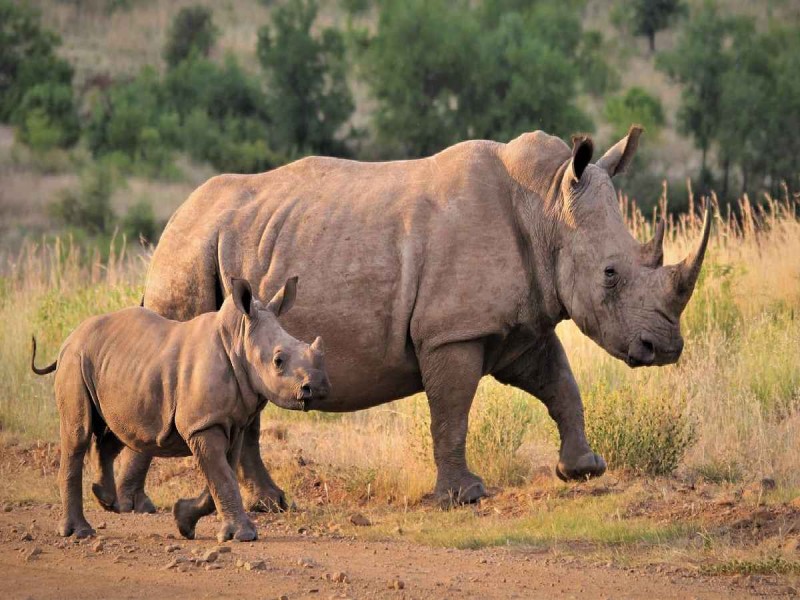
[1, 504, 782, 600]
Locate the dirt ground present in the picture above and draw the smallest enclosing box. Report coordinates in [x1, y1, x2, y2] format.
[1, 502, 796, 600]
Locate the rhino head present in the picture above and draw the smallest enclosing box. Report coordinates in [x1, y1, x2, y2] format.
[230, 277, 330, 409]
[553, 126, 711, 367]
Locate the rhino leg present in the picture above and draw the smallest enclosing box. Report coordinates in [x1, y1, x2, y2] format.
[115, 449, 156, 514]
[184, 427, 256, 543]
[495, 331, 606, 481]
[56, 373, 95, 538]
[90, 432, 124, 512]
[237, 413, 287, 512]
[421, 341, 487, 506]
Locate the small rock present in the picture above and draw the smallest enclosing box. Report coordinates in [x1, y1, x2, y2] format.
[235, 558, 245, 568]
[202, 550, 219, 563]
[331, 571, 348, 583]
[2, 503, 12, 512]
[752, 509, 772, 526]
[25, 547, 42, 562]
[205, 563, 223, 571]
[165, 544, 181, 553]
[277, 596, 289, 600]
[298, 557, 316, 568]
[92, 541, 104, 552]
[388, 579, 405, 590]
[213, 545, 232, 554]
[349, 513, 371, 527]
[164, 557, 186, 570]
[20, 532, 33, 542]
[245, 560, 266, 571]
[96, 522, 107, 530]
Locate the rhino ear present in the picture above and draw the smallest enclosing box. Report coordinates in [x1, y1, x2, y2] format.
[566, 135, 594, 184]
[597, 125, 643, 177]
[231, 278, 254, 318]
[267, 276, 298, 317]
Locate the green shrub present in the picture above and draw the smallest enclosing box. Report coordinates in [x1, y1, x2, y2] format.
[122, 200, 159, 244]
[583, 383, 696, 476]
[14, 82, 80, 150]
[50, 164, 117, 235]
[164, 5, 218, 68]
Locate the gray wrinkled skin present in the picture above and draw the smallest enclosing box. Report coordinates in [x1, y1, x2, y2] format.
[114, 126, 710, 507]
[32, 278, 329, 540]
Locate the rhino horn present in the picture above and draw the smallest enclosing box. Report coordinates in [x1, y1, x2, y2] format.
[641, 218, 665, 267]
[310, 336, 325, 355]
[670, 207, 712, 310]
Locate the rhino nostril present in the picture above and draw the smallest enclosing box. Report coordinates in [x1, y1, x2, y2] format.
[300, 383, 312, 397]
[640, 337, 655, 356]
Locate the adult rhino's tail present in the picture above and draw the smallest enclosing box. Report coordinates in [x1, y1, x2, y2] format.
[31, 336, 57, 375]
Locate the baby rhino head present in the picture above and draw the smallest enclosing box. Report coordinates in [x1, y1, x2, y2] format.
[230, 277, 329, 411]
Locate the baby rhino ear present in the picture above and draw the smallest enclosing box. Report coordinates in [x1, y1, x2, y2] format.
[231, 278, 254, 318]
[267, 276, 298, 317]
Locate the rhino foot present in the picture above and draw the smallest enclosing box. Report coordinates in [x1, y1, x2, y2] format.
[435, 473, 487, 507]
[217, 518, 257, 543]
[58, 518, 95, 539]
[242, 483, 288, 513]
[118, 490, 156, 514]
[91, 483, 120, 513]
[172, 498, 202, 540]
[556, 451, 607, 481]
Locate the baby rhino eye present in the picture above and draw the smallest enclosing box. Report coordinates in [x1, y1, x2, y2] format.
[273, 354, 284, 369]
[604, 266, 616, 278]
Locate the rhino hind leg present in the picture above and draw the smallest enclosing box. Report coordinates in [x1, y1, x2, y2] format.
[56, 373, 96, 538]
[237, 413, 288, 512]
[421, 341, 488, 506]
[115, 449, 156, 513]
[90, 432, 124, 512]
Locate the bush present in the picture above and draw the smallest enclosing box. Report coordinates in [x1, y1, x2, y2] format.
[50, 164, 117, 235]
[163, 5, 218, 68]
[583, 384, 696, 476]
[122, 200, 159, 244]
[14, 82, 80, 150]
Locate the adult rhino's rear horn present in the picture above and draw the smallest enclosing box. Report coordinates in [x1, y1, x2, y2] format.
[642, 219, 666, 267]
[670, 207, 712, 311]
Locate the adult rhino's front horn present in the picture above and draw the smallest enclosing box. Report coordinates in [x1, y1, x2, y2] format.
[668, 207, 712, 312]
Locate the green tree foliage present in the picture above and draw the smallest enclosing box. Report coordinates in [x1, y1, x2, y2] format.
[122, 200, 159, 243]
[360, 0, 600, 157]
[604, 87, 665, 140]
[619, 0, 686, 52]
[657, 2, 732, 178]
[257, 0, 354, 155]
[0, 1, 79, 149]
[163, 5, 218, 68]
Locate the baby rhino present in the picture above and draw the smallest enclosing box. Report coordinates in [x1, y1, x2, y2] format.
[32, 277, 329, 542]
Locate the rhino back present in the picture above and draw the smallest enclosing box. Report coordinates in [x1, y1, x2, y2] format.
[146, 142, 528, 410]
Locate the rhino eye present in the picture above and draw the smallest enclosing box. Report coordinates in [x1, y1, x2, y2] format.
[603, 266, 619, 287]
[273, 354, 285, 369]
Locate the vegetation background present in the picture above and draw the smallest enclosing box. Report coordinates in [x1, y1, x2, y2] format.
[1, 0, 799, 579]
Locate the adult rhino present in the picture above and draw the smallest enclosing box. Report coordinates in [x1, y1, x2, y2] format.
[110, 126, 710, 511]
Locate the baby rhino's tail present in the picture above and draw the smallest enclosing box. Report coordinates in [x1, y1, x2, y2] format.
[31, 336, 57, 375]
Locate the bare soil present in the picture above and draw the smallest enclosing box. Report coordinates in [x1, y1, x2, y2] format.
[2, 502, 795, 600]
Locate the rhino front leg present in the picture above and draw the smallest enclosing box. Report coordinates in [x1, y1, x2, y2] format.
[420, 341, 487, 505]
[495, 331, 606, 481]
[115, 448, 156, 514]
[237, 413, 287, 512]
[185, 427, 256, 543]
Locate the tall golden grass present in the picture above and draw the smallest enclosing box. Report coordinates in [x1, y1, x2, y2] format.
[1, 188, 798, 502]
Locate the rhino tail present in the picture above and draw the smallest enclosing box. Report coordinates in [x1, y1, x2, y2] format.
[31, 336, 57, 375]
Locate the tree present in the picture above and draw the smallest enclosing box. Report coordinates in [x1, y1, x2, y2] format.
[257, 0, 354, 155]
[618, 0, 686, 52]
[360, 0, 596, 158]
[657, 3, 733, 177]
[0, 0, 79, 149]
[163, 6, 218, 68]
[604, 87, 665, 140]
